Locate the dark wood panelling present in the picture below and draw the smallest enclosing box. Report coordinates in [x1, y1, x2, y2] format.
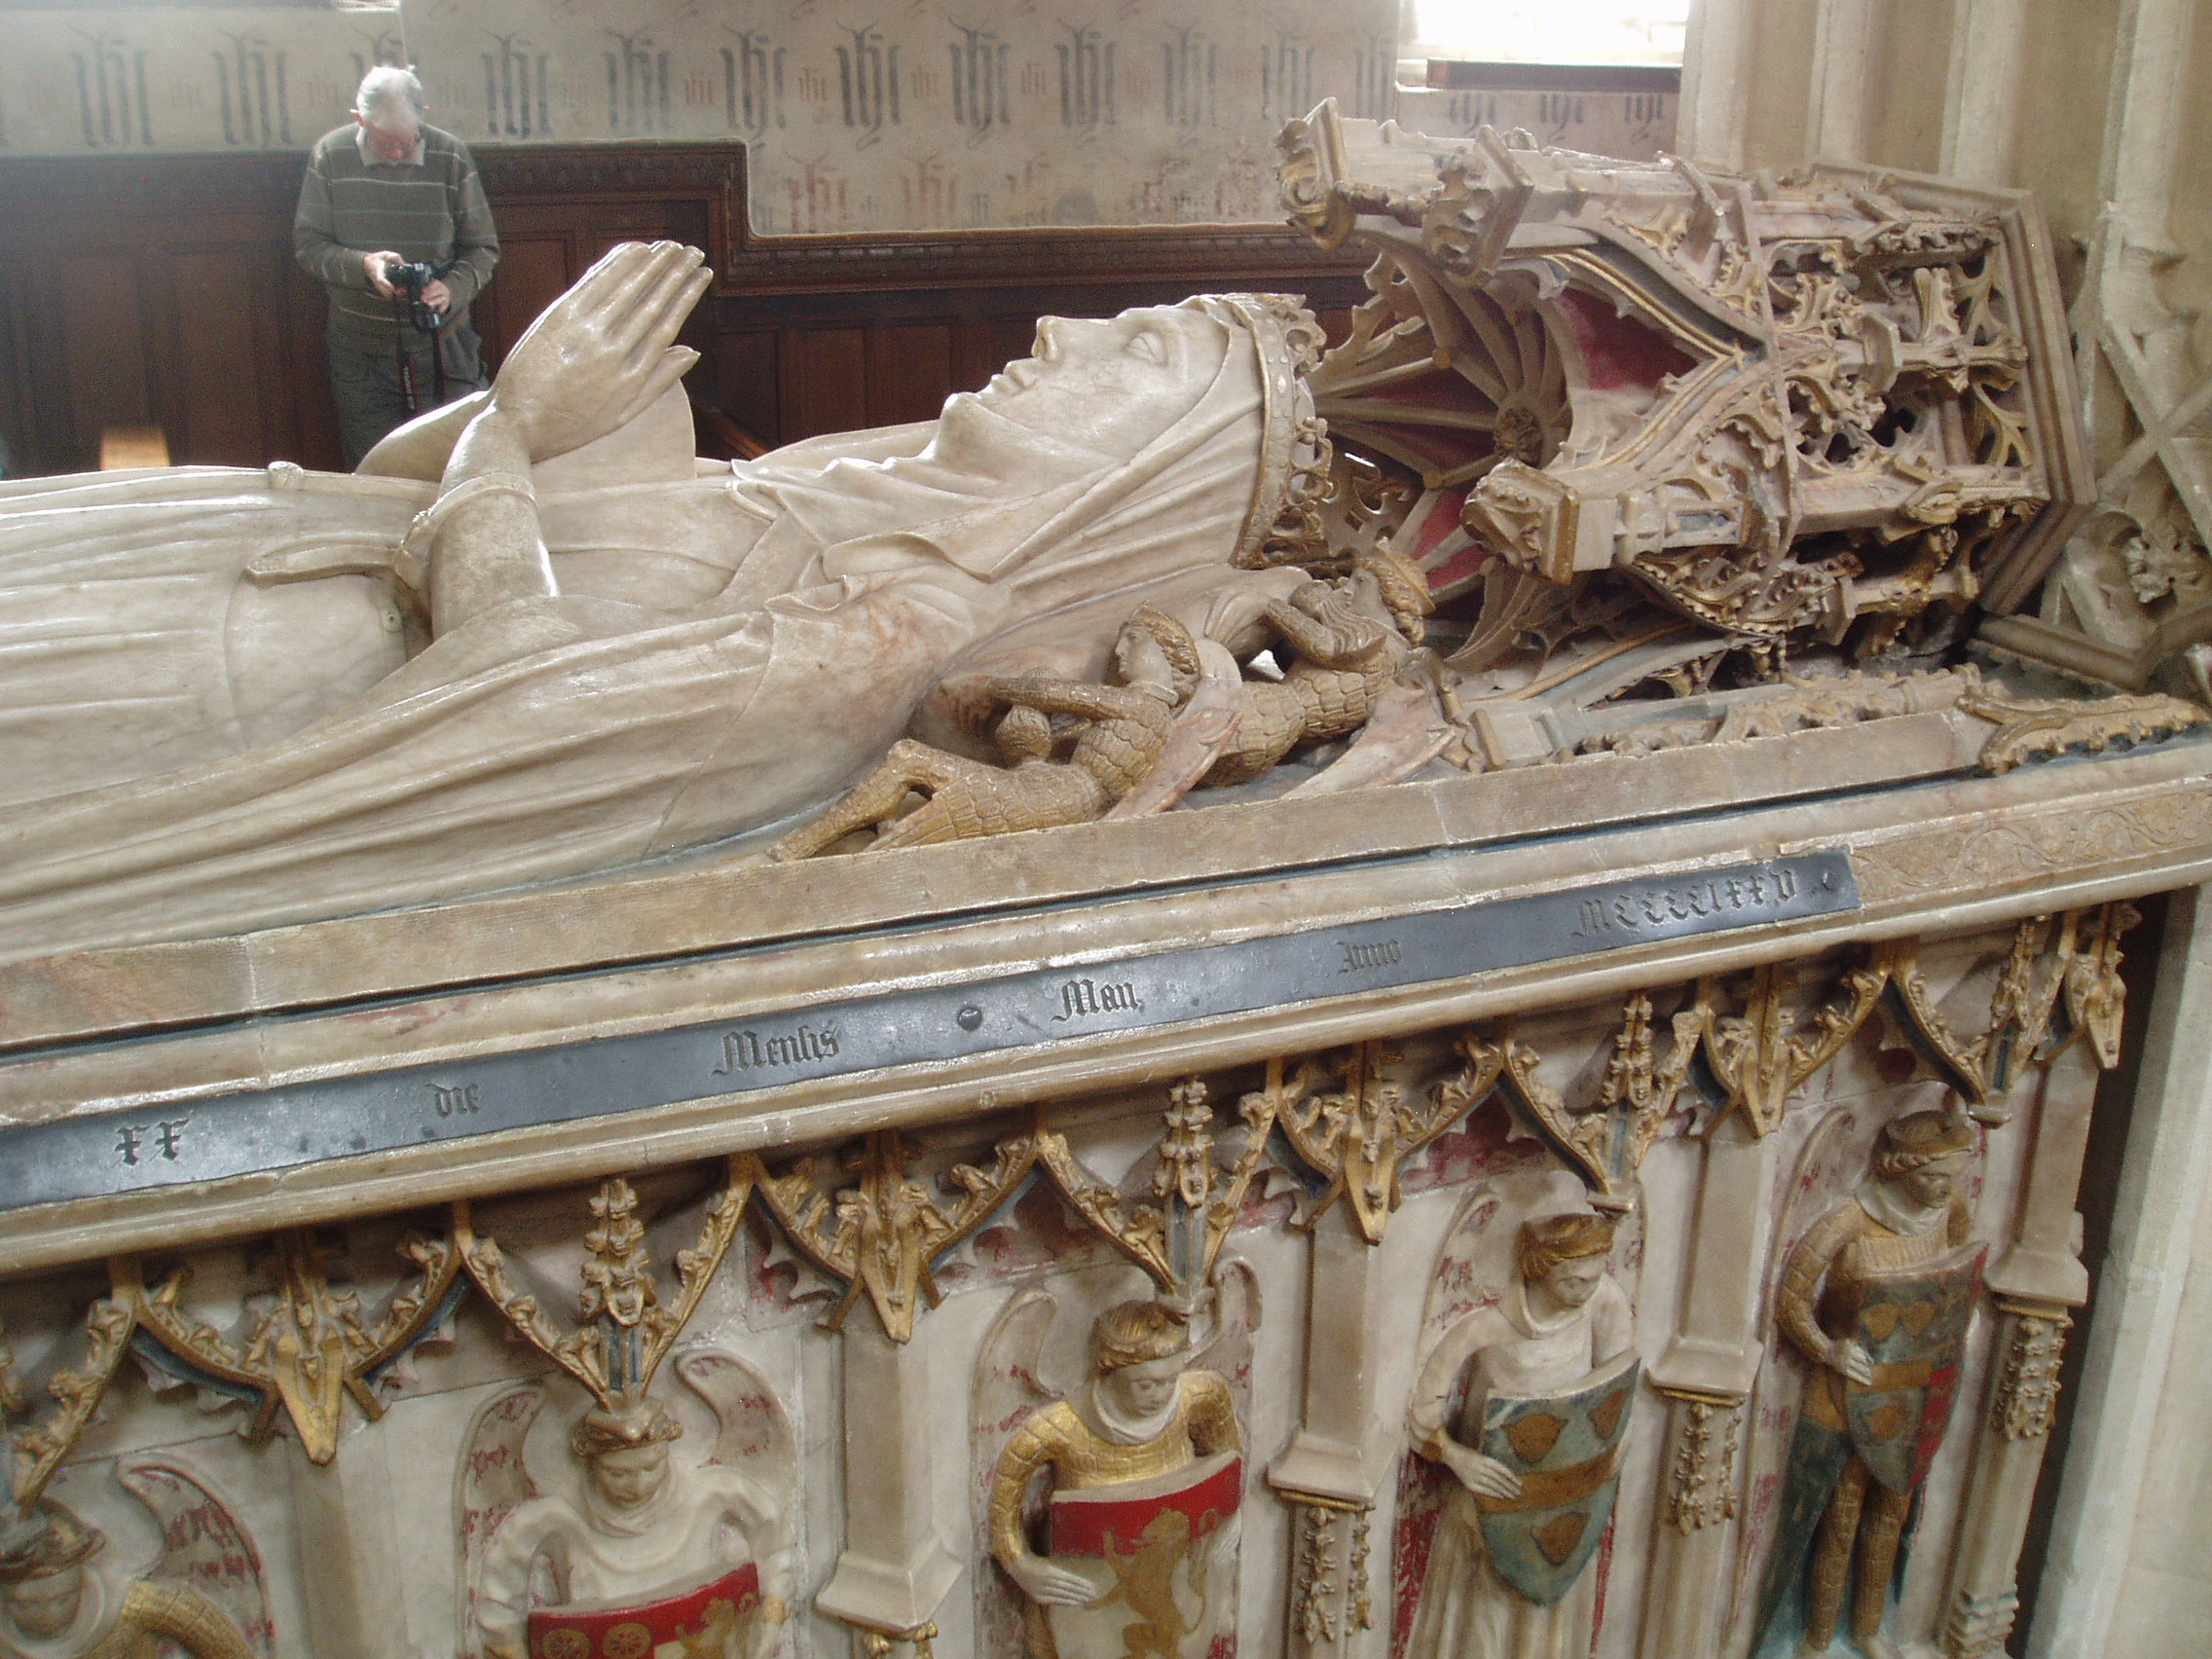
[0, 143, 1368, 477]
[172, 250, 266, 464]
[710, 330, 780, 449]
[783, 325, 868, 439]
[473, 235, 572, 367]
[55, 254, 149, 461]
[867, 321, 956, 427]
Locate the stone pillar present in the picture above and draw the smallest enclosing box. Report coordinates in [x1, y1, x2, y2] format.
[1938, 0, 2028, 184]
[1270, 1210, 1392, 1659]
[1805, 0, 1875, 164]
[815, 1318, 962, 1653]
[2031, 886, 2212, 1658]
[2100, 0, 2199, 232]
[1639, 1119, 1775, 1659]
[1940, 1029, 2106, 1655]
[286, 1424, 406, 1659]
[1677, 0, 1758, 166]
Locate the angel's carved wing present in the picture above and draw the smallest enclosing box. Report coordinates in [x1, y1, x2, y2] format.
[674, 1348, 795, 1493]
[456, 1382, 544, 1659]
[118, 1454, 273, 1658]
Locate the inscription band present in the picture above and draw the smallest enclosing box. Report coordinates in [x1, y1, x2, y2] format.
[0, 852, 1857, 1212]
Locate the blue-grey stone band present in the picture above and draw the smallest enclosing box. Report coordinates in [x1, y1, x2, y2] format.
[0, 851, 1857, 1213]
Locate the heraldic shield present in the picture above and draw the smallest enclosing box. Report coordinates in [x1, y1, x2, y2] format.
[1467, 1352, 1640, 1606]
[529, 1562, 762, 1659]
[1044, 1451, 1242, 1659]
[1842, 1240, 1986, 1495]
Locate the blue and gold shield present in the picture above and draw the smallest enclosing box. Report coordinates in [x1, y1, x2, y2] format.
[1841, 1240, 1985, 1494]
[1470, 1351, 1640, 1606]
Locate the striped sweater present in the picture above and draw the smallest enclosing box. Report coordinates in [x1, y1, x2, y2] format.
[293, 123, 499, 350]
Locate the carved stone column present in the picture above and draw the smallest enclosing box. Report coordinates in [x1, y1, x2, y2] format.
[815, 1318, 962, 1651]
[1280, 1494, 1379, 1659]
[1270, 1210, 1391, 1658]
[285, 1424, 406, 1659]
[1938, 0, 2030, 184]
[1940, 1035, 2105, 1656]
[1806, 0, 1875, 163]
[1638, 1119, 1775, 1659]
[1677, 0, 1758, 166]
[2033, 886, 2212, 1657]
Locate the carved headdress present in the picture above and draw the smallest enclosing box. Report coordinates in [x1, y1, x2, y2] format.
[1516, 1211, 1616, 1281]
[1873, 1110, 1976, 1178]
[793, 290, 1339, 619]
[1189, 293, 1334, 570]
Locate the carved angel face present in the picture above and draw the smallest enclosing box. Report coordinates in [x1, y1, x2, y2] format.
[1896, 1151, 1970, 1210]
[946, 307, 1229, 465]
[1096, 1352, 1184, 1421]
[2, 1567, 84, 1640]
[588, 1439, 673, 1510]
[1539, 1255, 1607, 1310]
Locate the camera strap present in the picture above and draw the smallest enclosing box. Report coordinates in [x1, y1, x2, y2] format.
[392, 303, 422, 416]
[389, 293, 449, 416]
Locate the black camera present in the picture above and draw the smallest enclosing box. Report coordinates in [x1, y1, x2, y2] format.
[387, 260, 446, 334]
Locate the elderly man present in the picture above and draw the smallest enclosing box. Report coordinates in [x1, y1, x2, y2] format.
[294, 66, 499, 466]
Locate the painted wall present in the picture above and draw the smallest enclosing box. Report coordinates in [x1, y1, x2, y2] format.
[0, 0, 1400, 233]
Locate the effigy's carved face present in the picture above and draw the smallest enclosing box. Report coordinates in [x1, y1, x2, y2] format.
[1895, 1151, 1971, 1210]
[1112, 621, 1173, 691]
[948, 307, 1231, 464]
[1097, 1353, 1184, 1421]
[1540, 1255, 1607, 1310]
[588, 1440, 673, 1511]
[2, 1567, 84, 1640]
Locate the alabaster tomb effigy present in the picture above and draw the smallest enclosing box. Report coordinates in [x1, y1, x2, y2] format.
[2, 105, 2209, 1659]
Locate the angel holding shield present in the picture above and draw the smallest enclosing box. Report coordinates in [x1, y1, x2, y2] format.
[986, 1299, 1244, 1659]
[455, 1178, 797, 1659]
[471, 1388, 793, 1659]
[1403, 1211, 1638, 1659]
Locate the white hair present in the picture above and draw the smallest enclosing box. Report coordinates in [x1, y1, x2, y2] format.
[355, 65, 425, 127]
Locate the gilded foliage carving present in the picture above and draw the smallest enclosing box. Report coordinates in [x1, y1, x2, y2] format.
[1990, 1308, 2072, 1441]
[1, 1299, 136, 1508]
[752, 1133, 1032, 1344]
[457, 1159, 753, 1408]
[118, 1225, 461, 1465]
[1963, 687, 2209, 774]
[1661, 1396, 1742, 1534]
[1274, 1043, 1499, 1242]
[1033, 1074, 1277, 1304]
[1699, 960, 1885, 1138]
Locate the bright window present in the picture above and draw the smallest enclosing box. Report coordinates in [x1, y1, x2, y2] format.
[1411, 1, 1691, 66]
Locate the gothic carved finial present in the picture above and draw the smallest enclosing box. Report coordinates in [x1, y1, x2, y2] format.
[458, 1157, 754, 1404]
[116, 1225, 461, 1466]
[1272, 1038, 1507, 1242]
[755, 1131, 1034, 1343]
[1034, 1074, 1276, 1304]
[1451, 994, 1708, 1209]
[2062, 902, 2142, 1070]
[1701, 959, 1887, 1138]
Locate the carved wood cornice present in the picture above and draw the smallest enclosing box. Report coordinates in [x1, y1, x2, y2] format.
[0, 143, 1368, 299]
